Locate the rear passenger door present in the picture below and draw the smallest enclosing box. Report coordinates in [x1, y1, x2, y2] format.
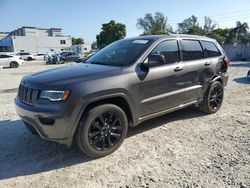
[180, 39, 215, 102]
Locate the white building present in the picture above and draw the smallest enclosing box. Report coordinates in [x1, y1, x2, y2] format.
[71, 43, 91, 54]
[0, 32, 10, 40]
[0, 26, 72, 53]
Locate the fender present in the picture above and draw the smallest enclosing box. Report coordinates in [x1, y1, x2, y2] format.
[68, 92, 137, 139]
[211, 75, 223, 83]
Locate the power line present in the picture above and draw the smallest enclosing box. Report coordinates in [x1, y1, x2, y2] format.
[168, 10, 250, 23]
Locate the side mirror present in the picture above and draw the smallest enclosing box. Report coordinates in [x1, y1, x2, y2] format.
[147, 53, 165, 67]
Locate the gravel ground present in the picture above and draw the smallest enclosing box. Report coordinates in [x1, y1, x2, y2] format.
[0, 61, 249, 188]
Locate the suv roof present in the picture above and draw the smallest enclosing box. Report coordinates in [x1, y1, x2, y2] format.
[126, 34, 215, 42]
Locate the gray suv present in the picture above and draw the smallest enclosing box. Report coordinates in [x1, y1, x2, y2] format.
[15, 35, 229, 158]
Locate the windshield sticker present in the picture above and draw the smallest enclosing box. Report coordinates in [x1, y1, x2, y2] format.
[132, 40, 148, 44]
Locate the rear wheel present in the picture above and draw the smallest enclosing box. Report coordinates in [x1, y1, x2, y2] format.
[247, 70, 250, 78]
[76, 104, 128, 158]
[199, 81, 224, 114]
[10, 61, 19, 68]
[27, 57, 33, 61]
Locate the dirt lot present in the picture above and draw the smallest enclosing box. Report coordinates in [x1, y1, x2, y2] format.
[0, 61, 249, 188]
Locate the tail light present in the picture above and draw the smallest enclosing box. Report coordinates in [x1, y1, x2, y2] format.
[225, 57, 230, 65]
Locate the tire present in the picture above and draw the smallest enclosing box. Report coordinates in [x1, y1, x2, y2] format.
[247, 70, 250, 78]
[76, 104, 128, 158]
[27, 57, 33, 61]
[199, 81, 224, 114]
[10, 61, 19, 68]
[23, 121, 38, 135]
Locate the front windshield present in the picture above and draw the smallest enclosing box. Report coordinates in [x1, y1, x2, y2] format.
[86, 39, 153, 66]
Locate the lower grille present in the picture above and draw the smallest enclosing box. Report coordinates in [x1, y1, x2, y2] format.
[18, 84, 39, 105]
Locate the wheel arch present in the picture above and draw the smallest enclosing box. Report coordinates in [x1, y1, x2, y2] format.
[211, 75, 223, 84]
[70, 94, 136, 141]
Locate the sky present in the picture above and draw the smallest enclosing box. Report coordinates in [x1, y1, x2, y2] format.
[0, 0, 250, 43]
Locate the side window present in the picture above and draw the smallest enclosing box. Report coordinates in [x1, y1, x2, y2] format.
[1, 55, 11, 58]
[201, 41, 221, 58]
[181, 40, 203, 61]
[151, 40, 179, 64]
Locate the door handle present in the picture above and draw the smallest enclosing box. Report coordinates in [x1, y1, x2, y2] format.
[204, 62, 211, 66]
[174, 66, 183, 72]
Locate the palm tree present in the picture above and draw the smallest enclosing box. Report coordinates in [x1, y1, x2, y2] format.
[230, 21, 249, 42]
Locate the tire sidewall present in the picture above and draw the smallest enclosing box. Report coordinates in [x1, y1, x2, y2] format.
[207, 81, 224, 113]
[10, 61, 18, 68]
[77, 104, 128, 158]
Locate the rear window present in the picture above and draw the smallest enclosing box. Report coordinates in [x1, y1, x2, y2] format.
[201, 41, 221, 58]
[181, 40, 203, 61]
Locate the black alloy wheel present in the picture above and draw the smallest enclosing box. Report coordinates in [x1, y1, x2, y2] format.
[199, 81, 224, 114]
[209, 85, 223, 110]
[88, 111, 123, 151]
[76, 104, 128, 158]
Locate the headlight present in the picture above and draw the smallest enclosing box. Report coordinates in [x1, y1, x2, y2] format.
[40, 90, 70, 101]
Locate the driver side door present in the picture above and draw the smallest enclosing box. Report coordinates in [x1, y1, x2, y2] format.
[138, 40, 187, 118]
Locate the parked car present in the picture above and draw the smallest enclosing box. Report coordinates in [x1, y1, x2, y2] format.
[15, 35, 229, 158]
[16, 52, 34, 61]
[0, 54, 24, 68]
[60, 52, 81, 62]
[46, 53, 61, 64]
[33, 53, 46, 61]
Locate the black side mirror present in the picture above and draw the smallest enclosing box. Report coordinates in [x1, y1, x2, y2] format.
[147, 53, 165, 67]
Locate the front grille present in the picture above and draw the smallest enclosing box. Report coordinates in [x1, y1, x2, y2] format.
[18, 84, 39, 105]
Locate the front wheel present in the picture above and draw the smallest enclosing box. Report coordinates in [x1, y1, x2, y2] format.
[75, 104, 128, 158]
[10, 61, 19, 68]
[199, 81, 224, 114]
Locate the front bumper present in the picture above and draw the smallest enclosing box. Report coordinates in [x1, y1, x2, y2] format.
[15, 97, 74, 146]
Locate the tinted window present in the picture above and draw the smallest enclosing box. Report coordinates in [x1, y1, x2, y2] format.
[201, 41, 221, 58]
[181, 40, 203, 61]
[0, 55, 12, 58]
[20, 53, 29, 55]
[151, 40, 179, 64]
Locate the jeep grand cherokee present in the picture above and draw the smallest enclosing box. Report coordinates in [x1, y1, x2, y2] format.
[15, 35, 229, 158]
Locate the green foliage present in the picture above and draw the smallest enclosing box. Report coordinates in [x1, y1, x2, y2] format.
[177, 15, 201, 34]
[96, 20, 126, 48]
[72, 37, 84, 45]
[207, 28, 231, 44]
[229, 21, 249, 43]
[136, 12, 173, 35]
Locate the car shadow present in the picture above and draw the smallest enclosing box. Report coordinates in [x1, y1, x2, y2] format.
[233, 77, 250, 84]
[127, 106, 204, 137]
[0, 106, 205, 180]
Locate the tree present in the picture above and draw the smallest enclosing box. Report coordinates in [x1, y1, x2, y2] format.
[96, 20, 126, 48]
[177, 15, 202, 34]
[207, 28, 231, 44]
[203, 16, 217, 35]
[72, 37, 84, 45]
[177, 15, 217, 36]
[136, 12, 173, 35]
[229, 21, 249, 42]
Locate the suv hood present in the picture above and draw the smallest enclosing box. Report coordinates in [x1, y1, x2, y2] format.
[24, 63, 122, 86]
